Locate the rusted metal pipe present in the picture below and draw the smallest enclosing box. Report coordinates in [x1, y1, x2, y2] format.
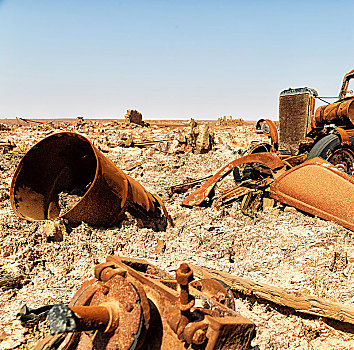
[48, 304, 116, 334]
[312, 99, 354, 129]
[10, 132, 171, 227]
[175, 263, 195, 339]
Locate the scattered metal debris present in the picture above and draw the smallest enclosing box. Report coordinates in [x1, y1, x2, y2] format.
[182, 153, 285, 207]
[270, 157, 354, 231]
[0, 140, 16, 153]
[35, 256, 255, 349]
[182, 70, 354, 231]
[10, 132, 172, 229]
[168, 175, 213, 196]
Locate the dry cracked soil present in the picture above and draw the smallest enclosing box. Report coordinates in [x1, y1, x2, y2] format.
[0, 119, 354, 349]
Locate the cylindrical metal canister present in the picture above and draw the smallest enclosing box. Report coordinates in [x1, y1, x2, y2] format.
[10, 132, 169, 227]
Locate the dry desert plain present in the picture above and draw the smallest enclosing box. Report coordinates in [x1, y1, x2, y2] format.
[0, 118, 354, 349]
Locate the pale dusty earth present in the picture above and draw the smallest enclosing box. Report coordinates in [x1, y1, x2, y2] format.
[0, 119, 354, 350]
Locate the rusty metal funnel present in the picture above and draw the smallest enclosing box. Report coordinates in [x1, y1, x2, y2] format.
[10, 132, 171, 228]
[270, 157, 354, 231]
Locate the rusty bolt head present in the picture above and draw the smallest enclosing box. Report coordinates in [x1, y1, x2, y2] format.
[125, 302, 134, 312]
[94, 262, 116, 281]
[192, 329, 206, 345]
[102, 284, 110, 295]
[176, 263, 193, 285]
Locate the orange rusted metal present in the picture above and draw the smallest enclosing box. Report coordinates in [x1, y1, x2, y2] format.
[10, 132, 171, 228]
[339, 69, 354, 100]
[333, 127, 351, 146]
[182, 153, 285, 207]
[44, 256, 256, 349]
[270, 157, 354, 231]
[312, 99, 354, 128]
[256, 119, 279, 151]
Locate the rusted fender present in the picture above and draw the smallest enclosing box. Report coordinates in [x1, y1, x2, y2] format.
[256, 119, 279, 150]
[182, 153, 285, 207]
[10, 132, 171, 227]
[270, 157, 354, 231]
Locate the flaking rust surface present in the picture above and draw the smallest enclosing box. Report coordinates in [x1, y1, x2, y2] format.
[1, 119, 354, 349]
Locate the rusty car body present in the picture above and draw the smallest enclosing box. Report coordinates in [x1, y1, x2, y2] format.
[183, 70, 354, 231]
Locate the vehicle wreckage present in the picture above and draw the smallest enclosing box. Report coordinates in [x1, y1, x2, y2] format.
[9, 71, 354, 232]
[183, 70, 354, 231]
[7, 71, 354, 349]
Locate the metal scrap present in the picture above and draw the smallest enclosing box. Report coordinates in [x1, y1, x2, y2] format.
[182, 152, 285, 207]
[10, 132, 172, 229]
[183, 69, 354, 230]
[270, 157, 354, 231]
[36, 256, 255, 349]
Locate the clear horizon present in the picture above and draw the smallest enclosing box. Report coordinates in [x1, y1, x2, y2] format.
[1, 0, 353, 120]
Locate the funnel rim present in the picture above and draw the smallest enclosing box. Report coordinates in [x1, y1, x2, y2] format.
[10, 132, 100, 221]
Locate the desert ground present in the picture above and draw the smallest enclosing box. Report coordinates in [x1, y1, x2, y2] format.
[0, 118, 354, 349]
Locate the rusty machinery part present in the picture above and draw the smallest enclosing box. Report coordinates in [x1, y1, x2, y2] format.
[339, 69, 354, 100]
[214, 181, 256, 209]
[270, 157, 354, 231]
[168, 175, 213, 196]
[17, 304, 55, 326]
[10, 132, 172, 228]
[333, 127, 351, 146]
[19, 117, 47, 125]
[312, 98, 354, 130]
[240, 190, 264, 217]
[279, 87, 318, 154]
[306, 134, 354, 176]
[38, 256, 255, 349]
[182, 152, 285, 207]
[255, 119, 279, 151]
[190, 279, 236, 311]
[214, 177, 274, 210]
[232, 142, 272, 184]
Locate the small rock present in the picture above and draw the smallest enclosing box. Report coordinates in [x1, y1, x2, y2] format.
[284, 206, 297, 213]
[39, 219, 67, 242]
[154, 238, 165, 254]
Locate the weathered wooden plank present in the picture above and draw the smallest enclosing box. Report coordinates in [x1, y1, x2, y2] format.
[191, 264, 354, 324]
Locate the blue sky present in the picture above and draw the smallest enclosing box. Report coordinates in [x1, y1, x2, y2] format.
[0, 0, 353, 120]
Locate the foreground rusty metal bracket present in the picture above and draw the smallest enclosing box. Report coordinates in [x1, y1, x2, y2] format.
[270, 157, 354, 231]
[182, 153, 285, 207]
[10, 132, 172, 228]
[38, 256, 255, 349]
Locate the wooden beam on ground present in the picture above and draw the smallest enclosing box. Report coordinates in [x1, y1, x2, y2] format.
[191, 264, 354, 325]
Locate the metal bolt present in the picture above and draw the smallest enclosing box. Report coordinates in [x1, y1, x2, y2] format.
[192, 329, 206, 345]
[102, 284, 110, 295]
[125, 302, 134, 312]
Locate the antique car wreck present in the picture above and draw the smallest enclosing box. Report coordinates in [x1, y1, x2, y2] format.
[183, 70, 354, 231]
